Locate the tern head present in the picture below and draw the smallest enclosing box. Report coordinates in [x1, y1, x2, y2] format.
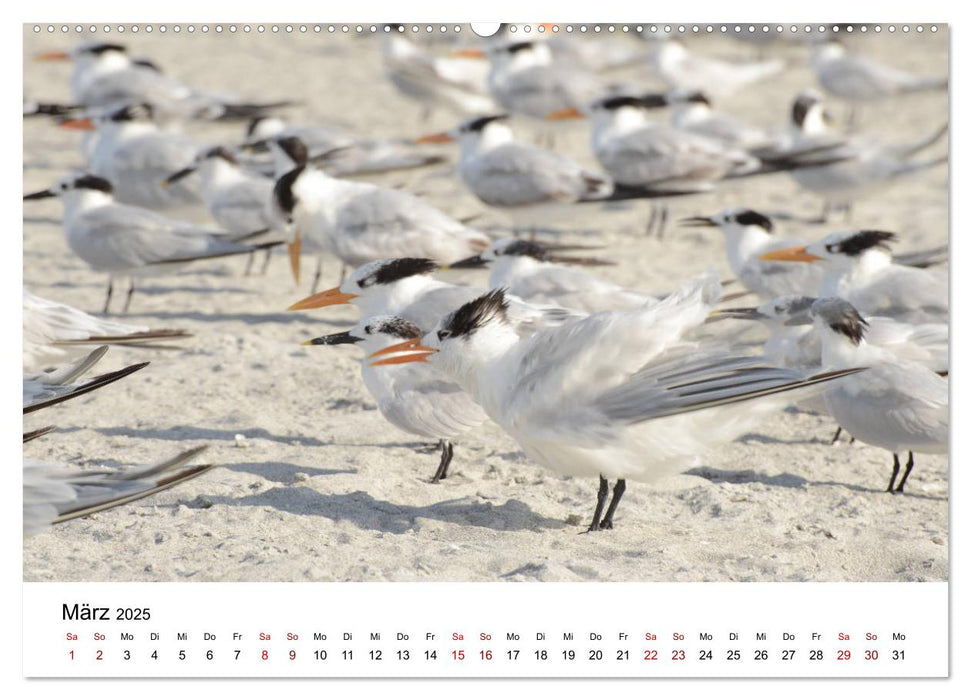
[369, 289, 517, 375]
[304, 315, 425, 360]
[681, 208, 774, 236]
[791, 90, 835, 134]
[665, 89, 713, 109]
[488, 39, 553, 67]
[59, 102, 155, 132]
[37, 40, 128, 64]
[270, 135, 309, 168]
[288, 258, 440, 312]
[559, 93, 668, 127]
[810, 297, 868, 346]
[760, 230, 897, 268]
[416, 114, 512, 148]
[24, 173, 113, 202]
[245, 116, 287, 142]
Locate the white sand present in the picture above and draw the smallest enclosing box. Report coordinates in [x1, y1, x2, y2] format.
[22, 27, 948, 582]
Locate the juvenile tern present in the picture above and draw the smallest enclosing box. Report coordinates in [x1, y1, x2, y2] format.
[24, 174, 278, 313]
[809, 298, 947, 492]
[369, 278, 861, 531]
[303, 315, 489, 482]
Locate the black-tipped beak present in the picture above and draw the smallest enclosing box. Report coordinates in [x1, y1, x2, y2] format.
[162, 166, 196, 187]
[680, 216, 717, 228]
[302, 331, 364, 346]
[23, 189, 56, 200]
[708, 307, 767, 322]
[443, 254, 487, 270]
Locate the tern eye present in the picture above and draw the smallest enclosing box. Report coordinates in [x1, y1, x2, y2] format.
[437, 330, 451, 341]
[364, 325, 372, 334]
[825, 244, 838, 254]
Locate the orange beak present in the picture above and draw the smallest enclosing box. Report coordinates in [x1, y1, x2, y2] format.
[415, 132, 454, 144]
[287, 233, 301, 284]
[545, 107, 585, 121]
[451, 48, 486, 59]
[367, 337, 438, 366]
[37, 50, 70, 61]
[759, 246, 824, 263]
[58, 117, 95, 131]
[287, 285, 359, 311]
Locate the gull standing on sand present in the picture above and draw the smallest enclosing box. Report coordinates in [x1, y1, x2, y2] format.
[808, 298, 947, 492]
[760, 230, 948, 324]
[24, 174, 277, 313]
[367, 277, 862, 531]
[268, 137, 490, 291]
[303, 316, 489, 482]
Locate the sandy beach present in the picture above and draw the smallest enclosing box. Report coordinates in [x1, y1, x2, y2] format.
[22, 25, 948, 582]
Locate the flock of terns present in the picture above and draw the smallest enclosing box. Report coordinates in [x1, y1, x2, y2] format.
[23, 26, 948, 538]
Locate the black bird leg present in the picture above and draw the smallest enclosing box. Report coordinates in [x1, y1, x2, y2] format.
[260, 248, 273, 275]
[830, 426, 843, 444]
[585, 475, 610, 533]
[599, 479, 627, 530]
[646, 206, 658, 236]
[311, 258, 323, 294]
[887, 453, 901, 493]
[656, 205, 669, 239]
[430, 439, 453, 483]
[122, 279, 136, 314]
[895, 451, 916, 493]
[243, 251, 255, 276]
[102, 280, 114, 314]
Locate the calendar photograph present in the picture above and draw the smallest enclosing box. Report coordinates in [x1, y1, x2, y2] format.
[22, 21, 948, 593]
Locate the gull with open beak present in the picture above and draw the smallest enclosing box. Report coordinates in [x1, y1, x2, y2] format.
[267, 136, 491, 292]
[416, 114, 612, 232]
[365, 278, 863, 532]
[24, 174, 278, 313]
[759, 230, 948, 324]
[807, 298, 948, 493]
[302, 316, 489, 483]
[447, 238, 664, 314]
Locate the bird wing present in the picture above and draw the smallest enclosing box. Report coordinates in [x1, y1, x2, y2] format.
[466, 143, 593, 206]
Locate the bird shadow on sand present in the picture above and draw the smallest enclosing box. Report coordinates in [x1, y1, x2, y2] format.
[201, 487, 565, 534]
[225, 461, 357, 484]
[686, 466, 948, 501]
[61, 424, 328, 447]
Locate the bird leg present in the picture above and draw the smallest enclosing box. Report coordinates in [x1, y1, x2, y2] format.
[311, 258, 323, 294]
[895, 451, 916, 493]
[830, 426, 843, 444]
[243, 251, 255, 277]
[431, 439, 453, 483]
[656, 204, 669, 239]
[260, 248, 273, 275]
[598, 479, 627, 530]
[337, 263, 347, 285]
[122, 279, 136, 314]
[102, 280, 114, 314]
[585, 475, 610, 533]
[646, 206, 658, 236]
[887, 453, 901, 493]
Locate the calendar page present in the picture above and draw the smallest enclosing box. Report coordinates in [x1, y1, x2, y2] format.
[20, 12, 951, 686]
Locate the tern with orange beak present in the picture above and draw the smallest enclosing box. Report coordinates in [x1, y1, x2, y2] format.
[65, 102, 202, 208]
[759, 230, 947, 324]
[24, 174, 278, 313]
[368, 278, 863, 532]
[267, 135, 490, 292]
[416, 114, 612, 230]
[302, 316, 489, 483]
